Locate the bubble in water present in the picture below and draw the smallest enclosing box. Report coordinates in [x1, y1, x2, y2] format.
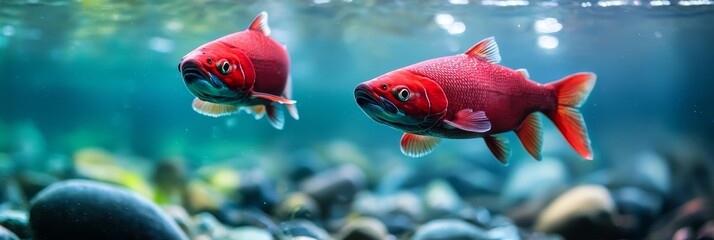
[534, 18, 562, 34]
[2, 25, 15, 36]
[449, 0, 470, 4]
[448, 22, 466, 35]
[165, 20, 183, 32]
[435, 14, 454, 28]
[148, 37, 174, 53]
[538, 35, 559, 49]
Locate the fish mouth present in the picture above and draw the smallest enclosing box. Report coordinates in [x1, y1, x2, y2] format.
[181, 60, 222, 89]
[180, 59, 235, 102]
[354, 85, 401, 127]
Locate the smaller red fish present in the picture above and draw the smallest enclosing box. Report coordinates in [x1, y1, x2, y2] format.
[178, 12, 298, 129]
[354, 37, 596, 164]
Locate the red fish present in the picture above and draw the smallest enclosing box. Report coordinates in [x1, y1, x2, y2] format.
[178, 12, 298, 129]
[354, 37, 596, 164]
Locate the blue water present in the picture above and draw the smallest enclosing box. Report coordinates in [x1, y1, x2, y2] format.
[2, 1, 714, 239]
[3, 0, 713, 166]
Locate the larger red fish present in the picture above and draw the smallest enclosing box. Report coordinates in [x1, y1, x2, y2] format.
[354, 37, 596, 164]
[179, 12, 298, 129]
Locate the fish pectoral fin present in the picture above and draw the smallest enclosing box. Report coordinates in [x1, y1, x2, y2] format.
[464, 37, 501, 64]
[484, 135, 511, 165]
[265, 103, 285, 130]
[515, 113, 543, 160]
[516, 68, 530, 79]
[248, 11, 271, 36]
[192, 98, 239, 117]
[252, 92, 297, 105]
[443, 109, 492, 133]
[400, 133, 441, 158]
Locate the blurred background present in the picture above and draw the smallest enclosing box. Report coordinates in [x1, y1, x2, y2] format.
[1, 0, 714, 239]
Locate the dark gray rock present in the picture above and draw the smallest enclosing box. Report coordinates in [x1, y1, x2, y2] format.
[648, 198, 714, 240]
[424, 179, 463, 219]
[458, 207, 492, 228]
[445, 167, 502, 197]
[412, 218, 489, 240]
[698, 221, 714, 240]
[300, 164, 366, 208]
[611, 186, 662, 238]
[0, 225, 19, 240]
[236, 170, 280, 213]
[535, 185, 618, 240]
[229, 226, 274, 240]
[275, 192, 321, 221]
[280, 219, 331, 240]
[217, 207, 280, 239]
[484, 215, 520, 240]
[29, 180, 188, 240]
[152, 158, 187, 205]
[380, 211, 416, 237]
[0, 209, 29, 239]
[286, 150, 327, 182]
[336, 217, 388, 240]
[501, 159, 568, 206]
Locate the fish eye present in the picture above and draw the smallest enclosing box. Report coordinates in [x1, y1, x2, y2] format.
[395, 88, 410, 102]
[381, 84, 388, 90]
[217, 60, 231, 75]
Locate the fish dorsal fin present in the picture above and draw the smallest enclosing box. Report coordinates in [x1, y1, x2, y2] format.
[248, 11, 271, 36]
[515, 113, 543, 160]
[464, 37, 501, 64]
[516, 68, 530, 79]
[484, 135, 511, 165]
[443, 109, 492, 133]
[400, 133, 441, 158]
[192, 98, 239, 117]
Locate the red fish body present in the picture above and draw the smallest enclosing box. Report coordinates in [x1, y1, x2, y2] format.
[355, 37, 596, 164]
[179, 12, 298, 129]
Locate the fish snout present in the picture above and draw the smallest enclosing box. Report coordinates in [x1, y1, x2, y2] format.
[355, 83, 379, 108]
[354, 83, 399, 115]
[180, 59, 207, 84]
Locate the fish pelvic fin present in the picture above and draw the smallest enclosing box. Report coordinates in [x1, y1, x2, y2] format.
[400, 133, 441, 158]
[192, 98, 239, 117]
[545, 72, 596, 160]
[515, 113, 543, 161]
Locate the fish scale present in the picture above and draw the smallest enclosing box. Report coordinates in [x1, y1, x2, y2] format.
[407, 54, 555, 138]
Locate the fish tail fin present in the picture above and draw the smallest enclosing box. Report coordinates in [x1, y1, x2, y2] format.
[544, 72, 596, 160]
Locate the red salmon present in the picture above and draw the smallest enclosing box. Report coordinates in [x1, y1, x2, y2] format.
[179, 12, 298, 129]
[354, 37, 596, 164]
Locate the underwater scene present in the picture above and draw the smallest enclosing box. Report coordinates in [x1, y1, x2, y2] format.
[2, 0, 714, 239]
